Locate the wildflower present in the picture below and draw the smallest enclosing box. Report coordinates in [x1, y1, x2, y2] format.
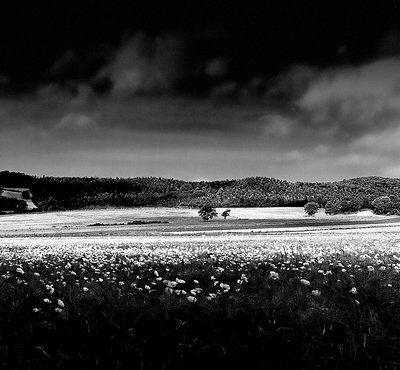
[43, 298, 50, 303]
[57, 299, 65, 308]
[300, 279, 310, 286]
[187, 296, 197, 303]
[317, 270, 324, 274]
[154, 270, 159, 277]
[193, 279, 199, 284]
[144, 285, 151, 290]
[55, 308, 63, 313]
[176, 278, 186, 284]
[82, 287, 89, 292]
[118, 281, 125, 286]
[367, 266, 374, 272]
[350, 287, 357, 294]
[33, 308, 40, 313]
[311, 290, 321, 297]
[16, 267, 25, 274]
[220, 283, 230, 292]
[388, 283, 393, 287]
[34, 272, 40, 277]
[65, 262, 72, 270]
[269, 271, 279, 280]
[355, 300, 360, 305]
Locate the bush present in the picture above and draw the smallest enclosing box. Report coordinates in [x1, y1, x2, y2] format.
[304, 202, 319, 216]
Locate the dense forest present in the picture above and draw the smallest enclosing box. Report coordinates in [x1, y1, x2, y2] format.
[1, 171, 400, 214]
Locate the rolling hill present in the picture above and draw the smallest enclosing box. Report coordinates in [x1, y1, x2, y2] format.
[1, 171, 400, 213]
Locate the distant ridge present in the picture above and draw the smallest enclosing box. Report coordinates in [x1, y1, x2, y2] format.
[1, 170, 400, 212]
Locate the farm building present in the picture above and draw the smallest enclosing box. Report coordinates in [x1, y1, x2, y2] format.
[0, 187, 38, 211]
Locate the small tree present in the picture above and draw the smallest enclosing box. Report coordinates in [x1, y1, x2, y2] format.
[304, 201, 319, 216]
[372, 196, 392, 215]
[221, 209, 231, 220]
[198, 205, 218, 221]
[325, 200, 340, 215]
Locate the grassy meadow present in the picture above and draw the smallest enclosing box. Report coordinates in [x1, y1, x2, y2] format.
[1, 209, 400, 369]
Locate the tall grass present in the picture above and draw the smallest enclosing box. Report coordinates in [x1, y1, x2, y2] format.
[1, 244, 400, 369]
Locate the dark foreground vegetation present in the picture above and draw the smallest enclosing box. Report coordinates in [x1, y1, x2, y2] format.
[2, 171, 400, 215]
[1, 246, 400, 370]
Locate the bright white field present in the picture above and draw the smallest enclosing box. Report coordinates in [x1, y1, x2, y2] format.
[0, 207, 390, 229]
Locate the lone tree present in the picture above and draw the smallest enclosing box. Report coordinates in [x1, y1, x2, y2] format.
[198, 205, 218, 221]
[304, 201, 319, 216]
[221, 209, 231, 220]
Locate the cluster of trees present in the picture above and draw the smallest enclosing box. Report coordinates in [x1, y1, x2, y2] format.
[0, 197, 27, 214]
[2, 171, 400, 215]
[302, 195, 400, 217]
[198, 206, 230, 221]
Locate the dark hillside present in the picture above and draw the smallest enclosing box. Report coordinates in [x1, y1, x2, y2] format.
[1, 171, 400, 212]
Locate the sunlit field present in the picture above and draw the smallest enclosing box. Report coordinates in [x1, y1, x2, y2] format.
[1, 209, 400, 369]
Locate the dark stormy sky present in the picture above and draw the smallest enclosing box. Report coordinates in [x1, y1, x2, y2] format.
[2, 0, 400, 181]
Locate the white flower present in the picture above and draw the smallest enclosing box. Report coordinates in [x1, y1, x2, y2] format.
[300, 279, 310, 286]
[166, 281, 177, 288]
[350, 287, 357, 294]
[311, 290, 321, 297]
[83, 287, 89, 292]
[367, 266, 374, 272]
[187, 296, 197, 303]
[43, 298, 50, 303]
[57, 299, 65, 308]
[65, 262, 72, 270]
[16, 267, 25, 274]
[193, 279, 199, 284]
[269, 271, 279, 280]
[219, 283, 230, 291]
[144, 285, 151, 290]
[33, 308, 40, 313]
[55, 308, 63, 313]
[176, 278, 186, 284]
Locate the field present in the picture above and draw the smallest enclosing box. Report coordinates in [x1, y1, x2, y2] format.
[1, 208, 400, 369]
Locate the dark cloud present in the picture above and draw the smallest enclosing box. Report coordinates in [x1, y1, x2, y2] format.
[95, 33, 186, 96]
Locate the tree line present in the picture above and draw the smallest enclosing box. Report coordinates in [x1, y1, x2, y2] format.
[1, 171, 400, 215]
